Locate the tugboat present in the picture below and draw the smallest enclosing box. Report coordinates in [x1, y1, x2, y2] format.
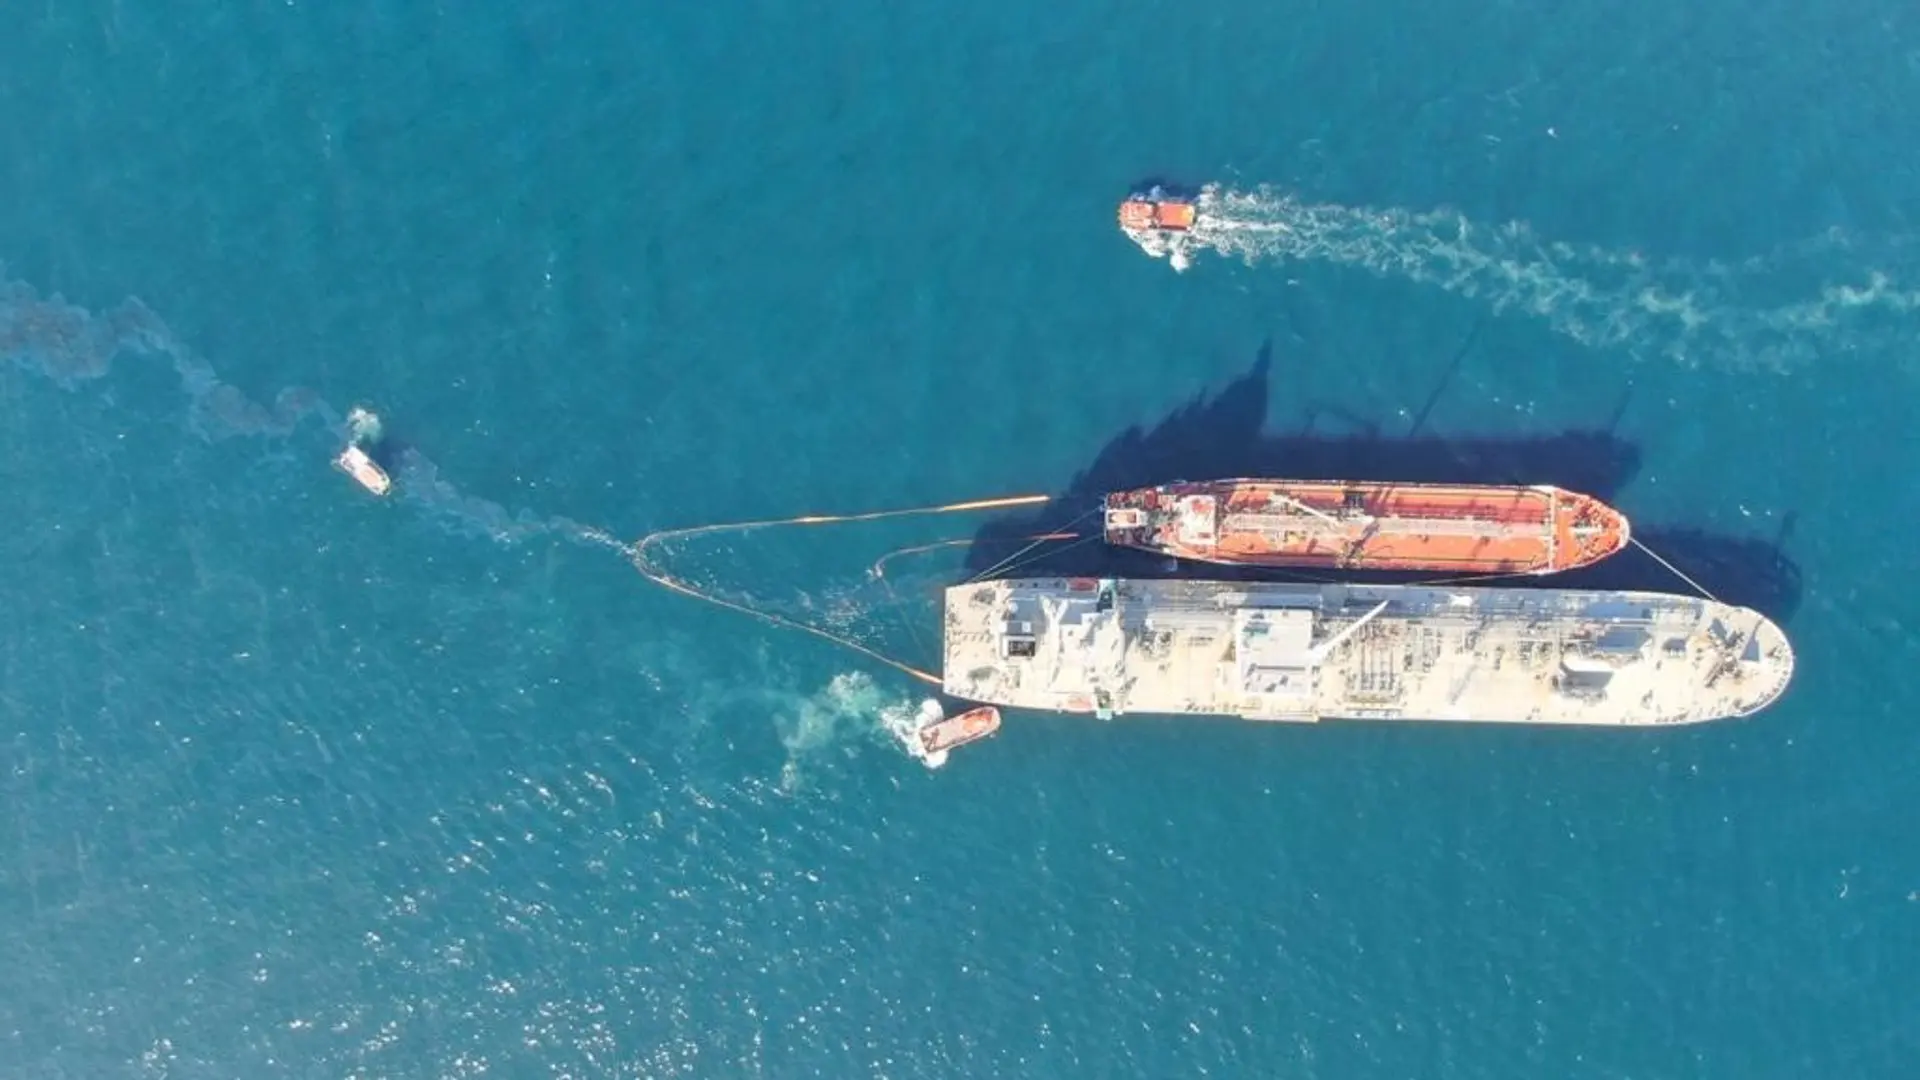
[1117, 186, 1200, 269]
[333, 406, 392, 496]
[1117, 187, 1198, 235]
[909, 701, 1002, 769]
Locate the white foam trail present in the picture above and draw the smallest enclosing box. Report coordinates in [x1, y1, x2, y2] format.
[775, 671, 928, 790]
[1141, 184, 1920, 370]
[346, 405, 383, 445]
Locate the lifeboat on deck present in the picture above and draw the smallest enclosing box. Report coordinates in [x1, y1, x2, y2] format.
[916, 705, 1001, 768]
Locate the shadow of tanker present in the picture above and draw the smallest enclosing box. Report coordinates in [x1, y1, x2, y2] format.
[962, 344, 1802, 624]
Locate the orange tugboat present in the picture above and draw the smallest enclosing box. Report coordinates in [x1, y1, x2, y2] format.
[1104, 479, 1630, 575]
[1118, 188, 1198, 234]
[1119, 187, 1201, 270]
[914, 704, 1001, 768]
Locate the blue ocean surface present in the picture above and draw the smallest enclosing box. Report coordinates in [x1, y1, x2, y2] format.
[4, 1, 1919, 1076]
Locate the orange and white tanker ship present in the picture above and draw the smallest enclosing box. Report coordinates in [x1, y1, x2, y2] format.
[1104, 478, 1630, 576]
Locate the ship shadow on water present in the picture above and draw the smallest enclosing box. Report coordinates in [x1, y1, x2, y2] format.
[1126, 176, 1204, 201]
[961, 343, 1803, 624]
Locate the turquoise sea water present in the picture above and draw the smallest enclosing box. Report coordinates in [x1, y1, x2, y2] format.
[5, 2, 1920, 1076]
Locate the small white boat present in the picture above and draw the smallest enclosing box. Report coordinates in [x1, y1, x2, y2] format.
[334, 443, 391, 496]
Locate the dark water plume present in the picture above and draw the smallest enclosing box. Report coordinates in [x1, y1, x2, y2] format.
[1, 268, 634, 559]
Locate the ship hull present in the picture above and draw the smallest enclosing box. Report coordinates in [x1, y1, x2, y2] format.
[942, 577, 1793, 726]
[1103, 479, 1630, 575]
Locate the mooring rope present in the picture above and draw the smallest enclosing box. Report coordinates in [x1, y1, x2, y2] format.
[1632, 536, 1718, 602]
[966, 505, 1101, 583]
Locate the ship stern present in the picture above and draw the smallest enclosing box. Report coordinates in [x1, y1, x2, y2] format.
[1102, 488, 1155, 552]
[941, 581, 1022, 708]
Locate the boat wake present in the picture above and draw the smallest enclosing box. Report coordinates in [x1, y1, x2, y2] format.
[896, 700, 951, 769]
[1132, 184, 1920, 370]
[775, 673, 942, 790]
[346, 405, 383, 446]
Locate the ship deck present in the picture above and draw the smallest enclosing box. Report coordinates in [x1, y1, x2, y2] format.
[942, 577, 1793, 726]
[1104, 481, 1627, 574]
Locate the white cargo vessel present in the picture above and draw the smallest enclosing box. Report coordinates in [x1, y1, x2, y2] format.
[942, 577, 1793, 726]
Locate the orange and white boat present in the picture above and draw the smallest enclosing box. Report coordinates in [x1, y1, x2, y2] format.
[1118, 188, 1198, 234]
[915, 704, 1001, 767]
[334, 443, 392, 497]
[1104, 478, 1630, 576]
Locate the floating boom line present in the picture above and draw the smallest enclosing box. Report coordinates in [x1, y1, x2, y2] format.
[630, 492, 1057, 686]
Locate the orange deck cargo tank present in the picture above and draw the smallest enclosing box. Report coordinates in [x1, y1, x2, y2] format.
[1103, 479, 1630, 575]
